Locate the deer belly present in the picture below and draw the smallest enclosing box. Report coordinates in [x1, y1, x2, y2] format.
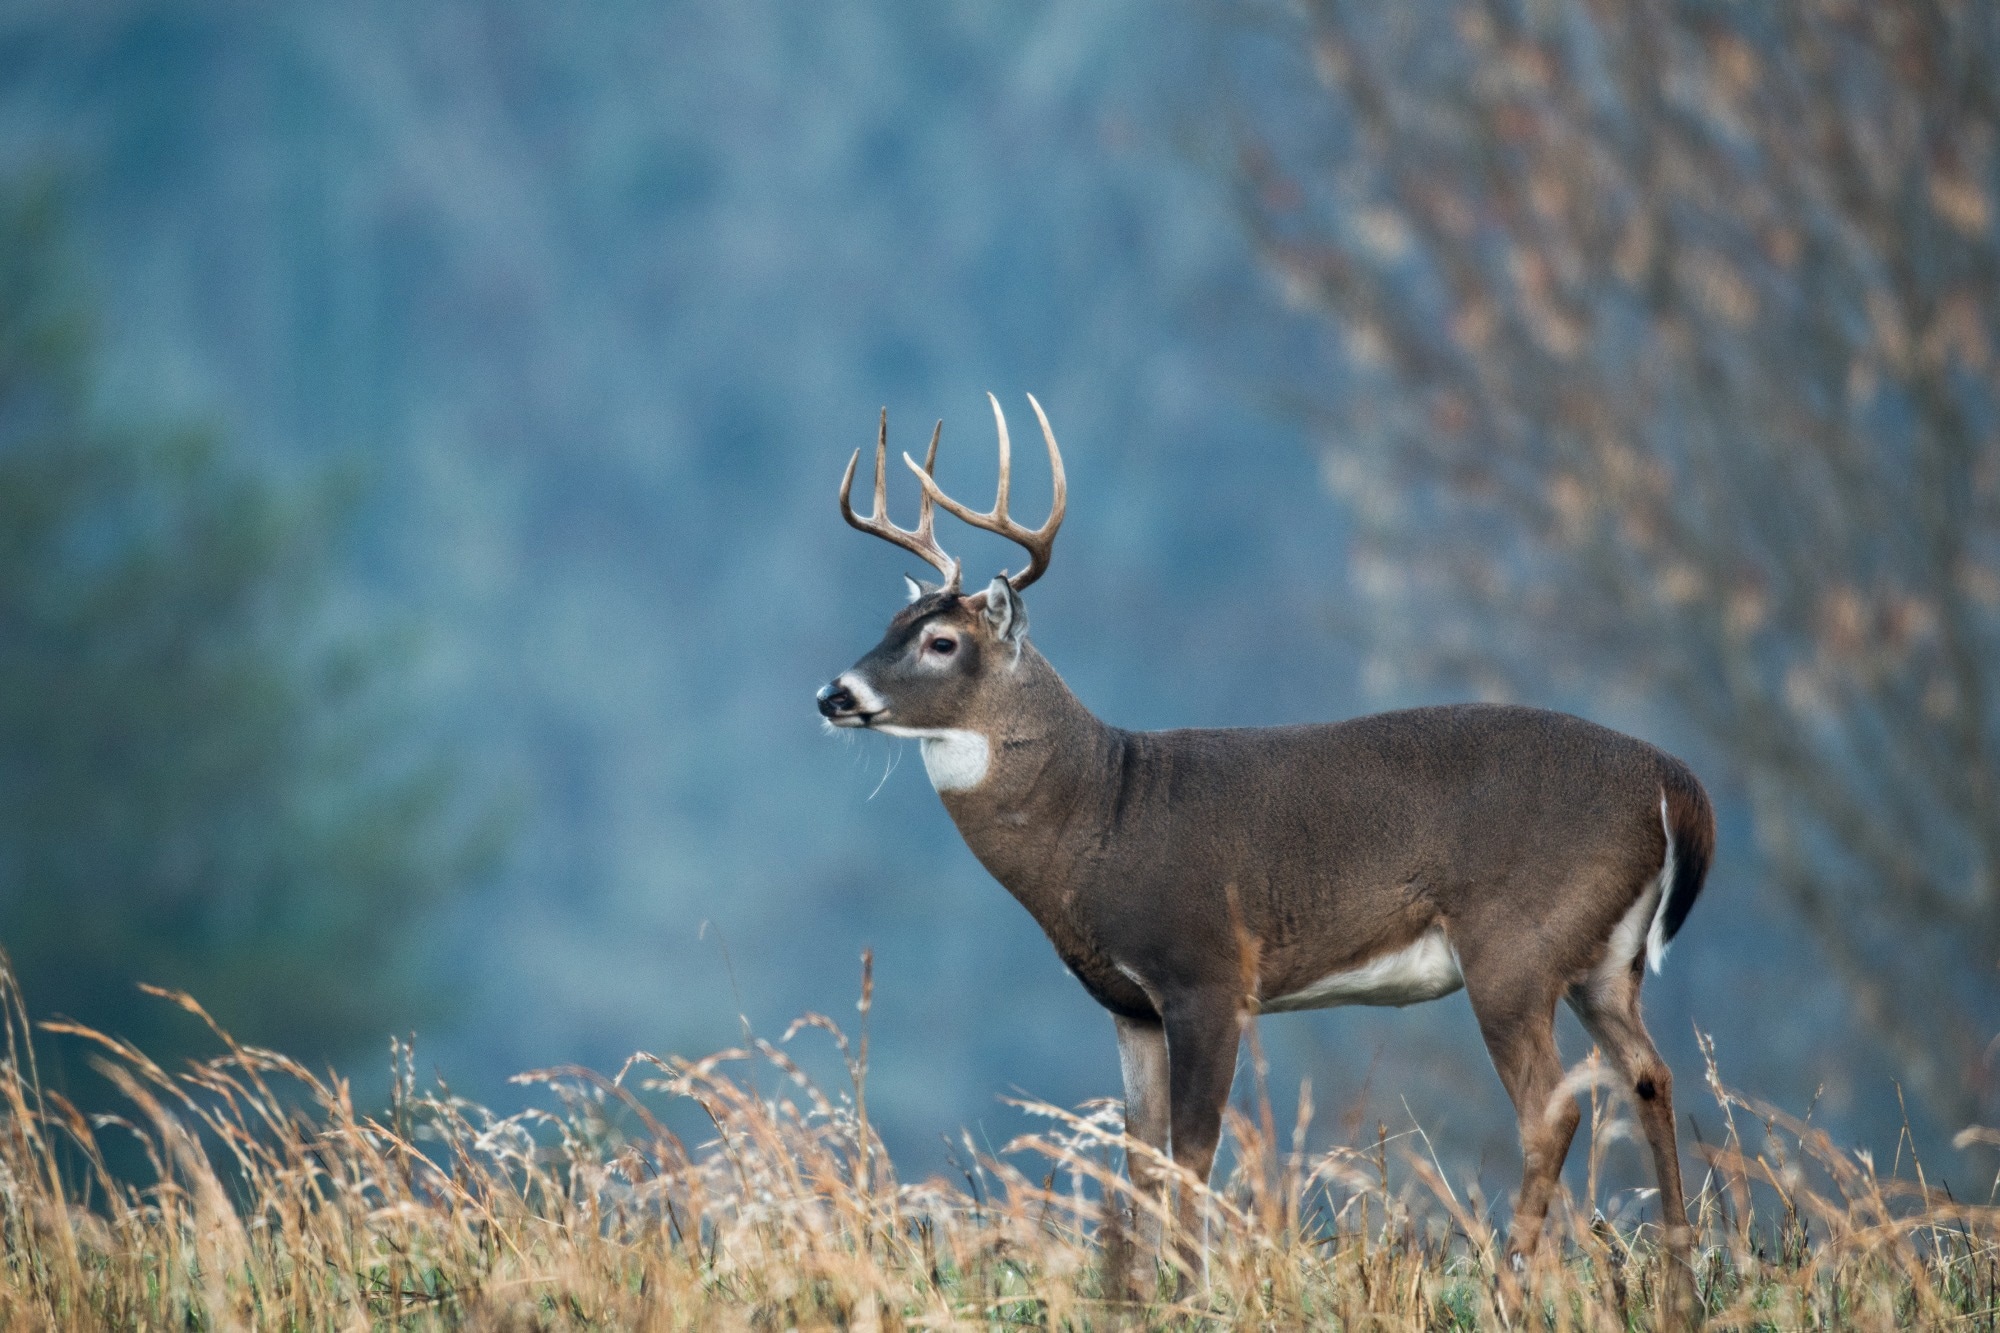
[1262, 925, 1464, 1012]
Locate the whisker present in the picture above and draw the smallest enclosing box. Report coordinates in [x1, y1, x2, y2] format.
[867, 739, 902, 800]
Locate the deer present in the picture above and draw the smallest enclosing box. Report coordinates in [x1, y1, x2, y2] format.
[816, 394, 1715, 1310]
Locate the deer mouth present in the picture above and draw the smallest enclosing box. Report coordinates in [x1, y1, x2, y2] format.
[829, 709, 881, 729]
[816, 674, 887, 727]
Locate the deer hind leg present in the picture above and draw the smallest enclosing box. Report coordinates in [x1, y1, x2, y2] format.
[1569, 968, 1697, 1321]
[1459, 957, 1580, 1264]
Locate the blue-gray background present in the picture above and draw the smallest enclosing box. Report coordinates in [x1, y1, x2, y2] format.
[0, 2, 1874, 1190]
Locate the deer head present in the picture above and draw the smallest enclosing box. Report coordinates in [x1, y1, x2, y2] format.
[817, 394, 1066, 749]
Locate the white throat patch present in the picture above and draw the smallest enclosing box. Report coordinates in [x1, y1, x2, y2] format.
[877, 726, 990, 791]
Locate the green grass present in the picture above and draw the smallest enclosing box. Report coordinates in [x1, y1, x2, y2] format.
[0, 954, 1994, 1330]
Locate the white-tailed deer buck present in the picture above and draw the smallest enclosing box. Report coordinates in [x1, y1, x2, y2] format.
[818, 395, 1714, 1302]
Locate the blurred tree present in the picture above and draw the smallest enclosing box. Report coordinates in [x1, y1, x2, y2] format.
[0, 179, 500, 1068]
[1234, 1, 2000, 1132]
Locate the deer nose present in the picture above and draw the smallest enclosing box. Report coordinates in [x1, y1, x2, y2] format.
[817, 682, 857, 718]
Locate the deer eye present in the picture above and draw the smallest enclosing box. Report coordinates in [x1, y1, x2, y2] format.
[928, 636, 957, 656]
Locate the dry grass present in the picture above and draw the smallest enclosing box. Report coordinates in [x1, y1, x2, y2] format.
[0, 952, 1995, 1331]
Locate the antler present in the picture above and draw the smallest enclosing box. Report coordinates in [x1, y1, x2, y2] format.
[906, 393, 1067, 592]
[840, 409, 962, 592]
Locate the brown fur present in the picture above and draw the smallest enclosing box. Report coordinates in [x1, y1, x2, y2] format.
[822, 589, 1714, 1308]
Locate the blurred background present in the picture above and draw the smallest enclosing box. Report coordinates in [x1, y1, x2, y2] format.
[0, 1, 1994, 1197]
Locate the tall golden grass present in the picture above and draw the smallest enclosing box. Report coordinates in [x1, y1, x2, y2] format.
[0, 949, 1995, 1330]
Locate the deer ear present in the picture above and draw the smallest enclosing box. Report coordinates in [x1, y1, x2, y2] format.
[903, 574, 930, 604]
[980, 576, 1028, 643]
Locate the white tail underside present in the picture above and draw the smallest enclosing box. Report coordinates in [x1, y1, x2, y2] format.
[1645, 791, 1676, 974]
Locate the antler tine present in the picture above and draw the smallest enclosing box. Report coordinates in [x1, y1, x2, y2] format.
[1021, 393, 1067, 586]
[914, 419, 943, 542]
[990, 391, 1011, 517]
[907, 392, 1067, 591]
[839, 409, 962, 591]
[872, 405, 890, 521]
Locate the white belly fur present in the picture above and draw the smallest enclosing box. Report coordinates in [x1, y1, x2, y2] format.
[1262, 924, 1465, 1012]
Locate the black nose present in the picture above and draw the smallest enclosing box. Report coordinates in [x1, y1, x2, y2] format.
[817, 683, 856, 718]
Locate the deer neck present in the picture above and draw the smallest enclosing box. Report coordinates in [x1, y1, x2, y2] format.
[929, 644, 1113, 908]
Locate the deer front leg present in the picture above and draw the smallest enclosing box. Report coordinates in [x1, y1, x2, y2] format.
[1114, 1015, 1170, 1225]
[1159, 990, 1243, 1282]
[1110, 1013, 1170, 1296]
